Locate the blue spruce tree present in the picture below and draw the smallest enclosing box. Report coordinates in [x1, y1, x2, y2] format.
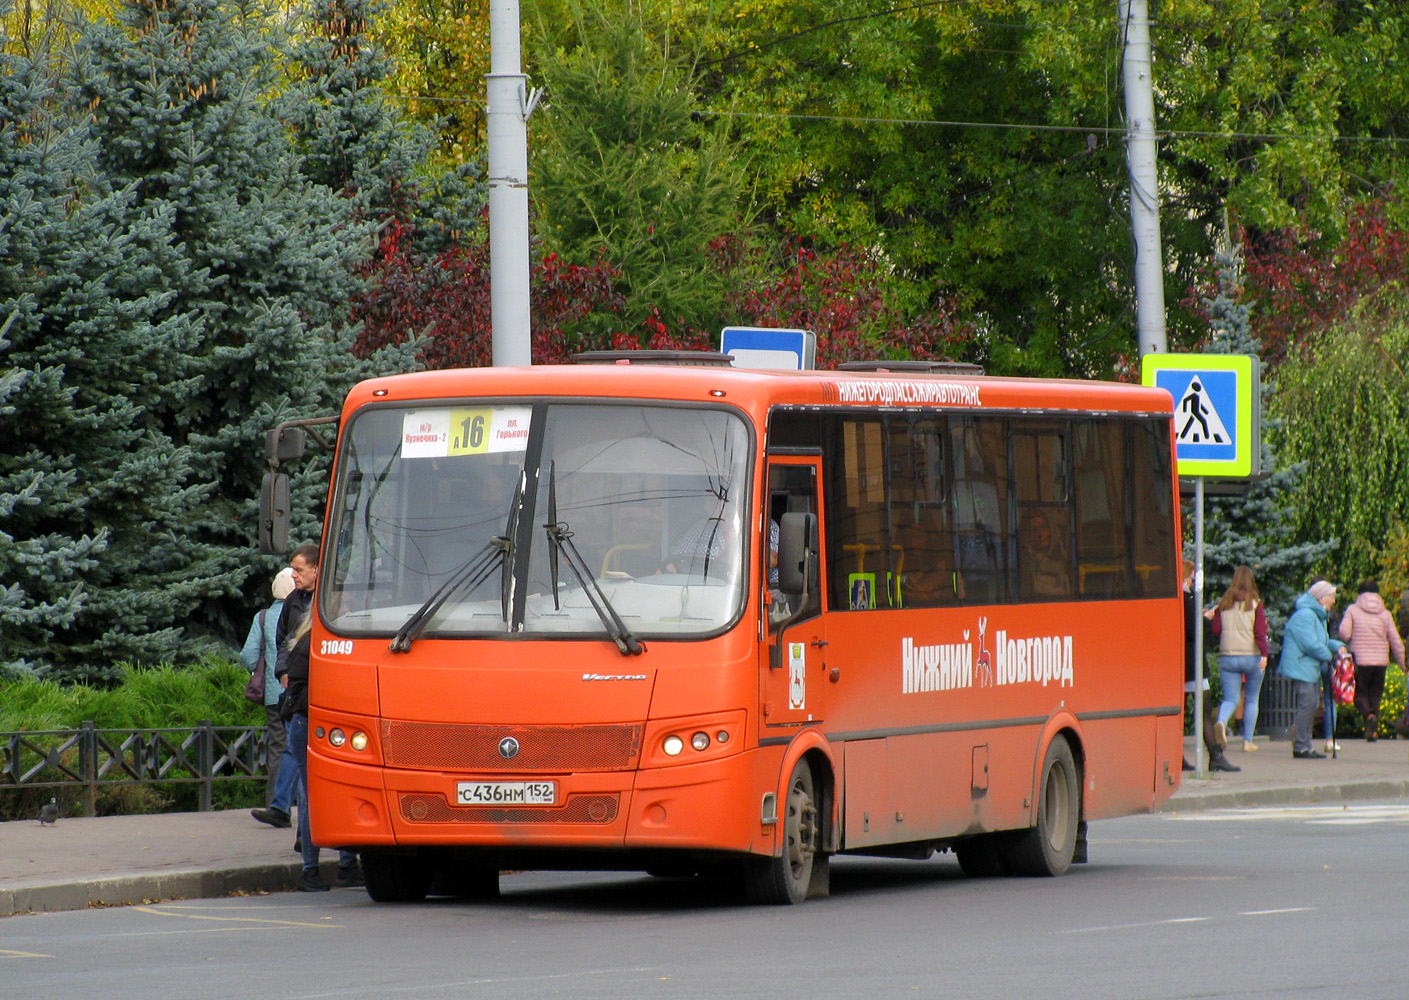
[65, 0, 419, 642]
[0, 14, 209, 679]
[1197, 246, 1334, 640]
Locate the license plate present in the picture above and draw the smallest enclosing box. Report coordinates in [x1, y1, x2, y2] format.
[455, 781, 557, 806]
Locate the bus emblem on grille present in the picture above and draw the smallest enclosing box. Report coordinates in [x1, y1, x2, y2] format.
[498, 737, 520, 759]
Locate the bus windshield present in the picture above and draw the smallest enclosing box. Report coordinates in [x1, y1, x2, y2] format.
[325, 401, 752, 641]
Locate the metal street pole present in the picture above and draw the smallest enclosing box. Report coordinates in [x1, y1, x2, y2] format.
[1118, 0, 1167, 357]
[487, 0, 536, 367]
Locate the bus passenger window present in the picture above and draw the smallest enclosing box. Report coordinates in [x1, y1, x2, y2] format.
[950, 417, 1012, 605]
[1073, 420, 1130, 598]
[1129, 420, 1177, 598]
[1014, 423, 1073, 601]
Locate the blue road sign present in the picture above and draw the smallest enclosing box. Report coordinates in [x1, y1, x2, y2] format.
[720, 327, 816, 371]
[1141, 354, 1260, 478]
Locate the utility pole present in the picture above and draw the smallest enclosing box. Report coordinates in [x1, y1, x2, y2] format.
[1119, 0, 1167, 357]
[486, 0, 538, 367]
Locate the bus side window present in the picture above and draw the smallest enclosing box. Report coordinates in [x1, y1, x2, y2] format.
[1073, 420, 1130, 598]
[950, 417, 1012, 605]
[1129, 419, 1177, 597]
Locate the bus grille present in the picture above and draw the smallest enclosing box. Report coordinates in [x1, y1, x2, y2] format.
[398, 793, 619, 825]
[380, 721, 643, 772]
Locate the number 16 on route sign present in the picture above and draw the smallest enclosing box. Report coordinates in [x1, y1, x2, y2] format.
[1140, 354, 1261, 479]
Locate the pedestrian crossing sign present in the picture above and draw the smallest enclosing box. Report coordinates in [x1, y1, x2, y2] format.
[1141, 353, 1261, 478]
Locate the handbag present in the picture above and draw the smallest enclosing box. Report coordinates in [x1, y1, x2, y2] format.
[244, 610, 268, 704]
[1331, 647, 1356, 707]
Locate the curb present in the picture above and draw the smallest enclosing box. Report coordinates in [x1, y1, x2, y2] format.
[1161, 778, 1409, 813]
[1, 861, 306, 919]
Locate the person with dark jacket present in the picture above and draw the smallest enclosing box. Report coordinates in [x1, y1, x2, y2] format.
[1183, 560, 1239, 772]
[272, 543, 363, 892]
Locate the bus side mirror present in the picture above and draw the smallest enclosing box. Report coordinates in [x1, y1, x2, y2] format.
[259, 472, 290, 555]
[265, 427, 306, 463]
[777, 512, 816, 596]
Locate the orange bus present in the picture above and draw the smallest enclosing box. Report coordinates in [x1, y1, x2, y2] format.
[292, 354, 1184, 904]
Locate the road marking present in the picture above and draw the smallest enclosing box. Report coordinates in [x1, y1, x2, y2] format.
[1166, 804, 1409, 825]
[133, 905, 340, 929]
[0, 949, 54, 959]
[1060, 908, 1316, 934]
[286, 967, 657, 999]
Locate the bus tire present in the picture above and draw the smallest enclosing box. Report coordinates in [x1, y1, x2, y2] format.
[1007, 735, 1080, 877]
[432, 849, 500, 900]
[745, 758, 821, 904]
[953, 834, 1009, 878]
[362, 848, 433, 902]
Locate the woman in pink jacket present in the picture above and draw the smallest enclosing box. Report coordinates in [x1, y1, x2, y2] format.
[1338, 580, 1406, 741]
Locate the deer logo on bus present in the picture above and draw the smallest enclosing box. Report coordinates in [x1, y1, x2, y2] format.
[976, 616, 994, 688]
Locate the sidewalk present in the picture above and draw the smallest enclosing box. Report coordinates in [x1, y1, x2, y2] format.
[4, 736, 1408, 918]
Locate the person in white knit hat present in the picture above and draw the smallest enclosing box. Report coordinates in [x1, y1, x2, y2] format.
[1278, 579, 1345, 759]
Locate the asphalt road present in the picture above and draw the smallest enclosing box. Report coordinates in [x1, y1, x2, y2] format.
[5, 801, 1409, 1000]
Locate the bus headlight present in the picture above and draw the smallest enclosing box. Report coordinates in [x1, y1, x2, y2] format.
[691, 732, 710, 751]
[328, 728, 347, 748]
[349, 731, 369, 752]
[663, 735, 684, 756]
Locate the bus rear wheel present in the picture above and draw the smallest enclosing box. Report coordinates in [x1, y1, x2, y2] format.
[745, 758, 823, 904]
[362, 848, 433, 902]
[1007, 735, 1080, 877]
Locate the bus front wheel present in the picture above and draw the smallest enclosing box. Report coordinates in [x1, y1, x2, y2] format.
[745, 758, 825, 904]
[1007, 735, 1080, 877]
[362, 848, 433, 902]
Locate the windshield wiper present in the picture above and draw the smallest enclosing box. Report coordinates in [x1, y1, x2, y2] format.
[542, 462, 644, 656]
[388, 538, 509, 653]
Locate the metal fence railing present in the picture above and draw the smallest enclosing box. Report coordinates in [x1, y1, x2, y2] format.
[1, 721, 267, 816]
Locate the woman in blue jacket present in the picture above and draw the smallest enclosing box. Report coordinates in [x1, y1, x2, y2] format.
[1278, 581, 1345, 759]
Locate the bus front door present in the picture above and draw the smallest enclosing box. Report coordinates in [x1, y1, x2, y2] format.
[760, 459, 828, 730]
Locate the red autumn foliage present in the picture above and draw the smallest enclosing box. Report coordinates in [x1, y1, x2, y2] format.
[351, 218, 626, 367]
[715, 237, 970, 368]
[353, 224, 968, 368]
[1184, 198, 1409, 365]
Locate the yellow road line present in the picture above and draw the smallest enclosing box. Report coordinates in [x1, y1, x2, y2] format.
[133, 906, 340, 929]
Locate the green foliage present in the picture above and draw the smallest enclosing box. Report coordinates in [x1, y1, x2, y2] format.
[1273, 304, 1409, 588]
[0, 657, 259, 731]
[530, 0, 752, 338]
[0, 656, 265, 819]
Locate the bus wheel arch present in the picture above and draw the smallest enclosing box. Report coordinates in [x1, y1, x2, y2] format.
[746, 750, 830, 903]
[1008, 731, 1082, 877]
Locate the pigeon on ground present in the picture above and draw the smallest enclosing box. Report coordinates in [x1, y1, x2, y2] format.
[38, 798, 59, 826]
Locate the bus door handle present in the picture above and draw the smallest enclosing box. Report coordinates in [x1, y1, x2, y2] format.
[810, 639, 828, 648]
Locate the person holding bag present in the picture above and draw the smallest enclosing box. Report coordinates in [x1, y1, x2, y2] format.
[242, 567, 298, 819]
[1338, 579, 1405, 742]
[1206, 565, 1270, 753]
[1279, 580, 1345, 759]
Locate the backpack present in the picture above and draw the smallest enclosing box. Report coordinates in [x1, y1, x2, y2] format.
[1331, 647, 1356, 706]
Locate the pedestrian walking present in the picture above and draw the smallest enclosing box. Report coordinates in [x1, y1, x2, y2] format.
[1183, 560, 1239, 772]
[1205, 566, 1270, 753]
[1278, 581, 1345, 759]
[1338, 580, 1405, 741]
